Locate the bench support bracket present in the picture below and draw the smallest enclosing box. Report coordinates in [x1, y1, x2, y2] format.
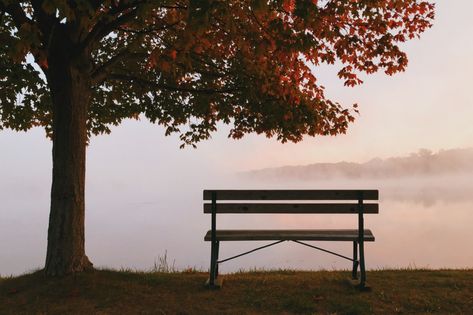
[216, 240, 358, 265]
[291, 240, 355, 262]
[217, 240, 285, 264]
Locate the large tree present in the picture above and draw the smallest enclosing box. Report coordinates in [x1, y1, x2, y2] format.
[0, 0, 434, 276]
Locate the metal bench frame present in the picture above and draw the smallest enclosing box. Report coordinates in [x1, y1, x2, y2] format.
[204, 190, 378, 289]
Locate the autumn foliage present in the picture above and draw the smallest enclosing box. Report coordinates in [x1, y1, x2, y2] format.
[1, 0, 435, 145]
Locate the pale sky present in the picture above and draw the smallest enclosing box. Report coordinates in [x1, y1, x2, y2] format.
[1, 0, 473, 275]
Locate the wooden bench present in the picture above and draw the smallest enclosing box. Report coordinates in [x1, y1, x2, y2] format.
[204, 190, 378, 289]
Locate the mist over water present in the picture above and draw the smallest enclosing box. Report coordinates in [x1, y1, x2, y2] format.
[1, 143, 473, 276]
[237, 149, 473, 271]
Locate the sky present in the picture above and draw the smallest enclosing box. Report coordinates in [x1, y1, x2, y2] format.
[1, 0, 473, 275]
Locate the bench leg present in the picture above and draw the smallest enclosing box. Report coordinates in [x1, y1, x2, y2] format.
[215, 241, 220, 277]
[209, 241, 220, 286]
[352, 241, 359, 280]
[359, 240, 366, 288]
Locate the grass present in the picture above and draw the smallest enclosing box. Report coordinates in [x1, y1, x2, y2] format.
[1, 268, 473, 314]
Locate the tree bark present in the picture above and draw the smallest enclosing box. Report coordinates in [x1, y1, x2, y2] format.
[44, 26, 93, 276]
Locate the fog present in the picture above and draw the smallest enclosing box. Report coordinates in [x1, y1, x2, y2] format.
[244, 148, 473, 206]
[1, 130, 472, 276]
[246, 148, 473, 180]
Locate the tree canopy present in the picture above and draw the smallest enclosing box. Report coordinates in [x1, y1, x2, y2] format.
[1, 0, 434, 146]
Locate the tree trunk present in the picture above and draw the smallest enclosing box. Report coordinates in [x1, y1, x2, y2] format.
[44, 27, 93, 276]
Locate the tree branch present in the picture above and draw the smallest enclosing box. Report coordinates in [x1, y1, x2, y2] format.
[0, 1, 31, 28]
[117, 20, 181, 35]
[109, 0, 146, 15]
[81, 1, 187, 51]
[81, 6, 139, 51]
[91, 50, 148, 85]
[108, 73, 237, 95]
[30, 0, 57, 41]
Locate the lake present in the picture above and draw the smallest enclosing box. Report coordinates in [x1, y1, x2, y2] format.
[1, 170, 472, 276]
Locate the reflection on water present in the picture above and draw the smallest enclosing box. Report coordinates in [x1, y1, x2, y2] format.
[1, 174, 473, 276]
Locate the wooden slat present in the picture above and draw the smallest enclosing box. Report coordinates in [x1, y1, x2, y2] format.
[203, 203, 378, 214]
[204, 229, 375, 242]
[203, 190, 378, 200]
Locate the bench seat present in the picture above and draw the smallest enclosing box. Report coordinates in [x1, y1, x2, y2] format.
[205, 229, 375, 242]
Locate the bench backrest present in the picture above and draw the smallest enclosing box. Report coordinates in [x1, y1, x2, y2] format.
[203, 190, 379, 214]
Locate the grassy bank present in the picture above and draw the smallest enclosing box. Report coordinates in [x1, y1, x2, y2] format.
[1, 269, 472, 314]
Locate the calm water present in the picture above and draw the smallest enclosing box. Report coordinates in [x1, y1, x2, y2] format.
[1, 171, 472, 276]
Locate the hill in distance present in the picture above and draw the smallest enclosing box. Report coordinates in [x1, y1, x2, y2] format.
[244, 148, 473, 181]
